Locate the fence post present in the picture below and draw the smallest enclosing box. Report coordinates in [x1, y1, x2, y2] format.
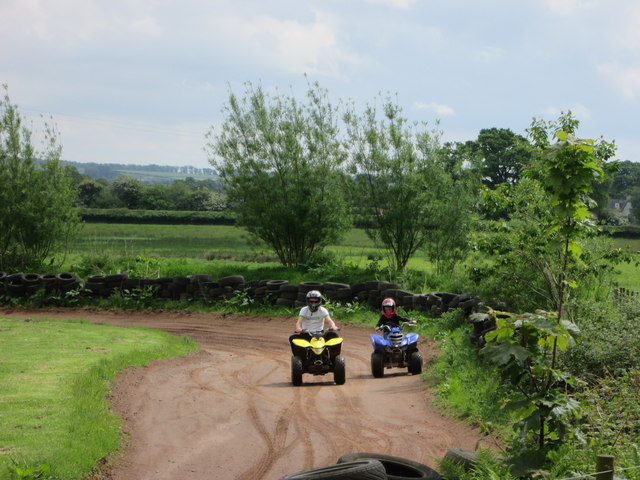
[595, 454, 614, 480]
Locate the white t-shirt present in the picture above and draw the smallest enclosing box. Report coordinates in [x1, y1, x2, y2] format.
[298, 306, 330, 332]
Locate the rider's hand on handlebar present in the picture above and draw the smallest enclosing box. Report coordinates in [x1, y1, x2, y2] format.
[294, 329, 302, 333]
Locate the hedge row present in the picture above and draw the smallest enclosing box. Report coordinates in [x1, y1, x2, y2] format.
[78, 208, 237, 225]
[0, 271, 483, 316]
[601, 224, 640, 238]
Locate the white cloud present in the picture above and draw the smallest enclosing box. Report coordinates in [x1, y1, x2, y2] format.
[413, 102, 455, 116]
[130, 16, 162, 36]
[598, 63, 640, 99]
[360, 0, 418, 10]
[210, 9, 367, 78]
[472, 46, 504, 63]
[620, 5, 640, 49]
[541, 104, 592, 121]
[544, 0, 600, 15]
[52, 113, 211, 167]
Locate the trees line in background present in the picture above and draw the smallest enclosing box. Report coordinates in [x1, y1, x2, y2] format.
[2, 80, 638, 272]
[2, 81, 638, 276]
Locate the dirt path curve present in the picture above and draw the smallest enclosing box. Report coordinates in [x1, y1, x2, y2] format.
[1, 308, 485, 480]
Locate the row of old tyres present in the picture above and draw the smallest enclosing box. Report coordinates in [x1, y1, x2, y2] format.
[0, 271, 482, 315]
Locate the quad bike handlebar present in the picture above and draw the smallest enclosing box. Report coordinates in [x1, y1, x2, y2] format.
[294, 327, 340, 334]
[375, 321, 416, 331]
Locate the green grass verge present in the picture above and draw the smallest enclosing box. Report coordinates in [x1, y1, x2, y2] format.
[0, 316, 198, 480]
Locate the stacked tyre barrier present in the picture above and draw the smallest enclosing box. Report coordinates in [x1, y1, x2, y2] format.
[0, 271, 483, 317]
[0, 271, 83, 297]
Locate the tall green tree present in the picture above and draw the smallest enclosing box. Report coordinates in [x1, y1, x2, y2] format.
[610, 160, 640, 198]
[0, 85, 80, 270]
[77, 178, 104, 207]
[481, 111, 616, 471]
[590, 160, 619, 219]
[206, 81, 350, 267]
[471, 127, 533, 188]
[526, 111, 616, 319]
[111, 176, 144, 209]
[343, 96, 446, 272]
[628, 186, 640, 224]
[426, 142, 482, 274]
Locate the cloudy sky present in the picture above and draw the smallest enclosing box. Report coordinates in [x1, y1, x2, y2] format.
[2, 0, 639, 169]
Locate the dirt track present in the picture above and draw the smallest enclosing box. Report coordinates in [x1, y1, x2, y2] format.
[1, 308, 487, 480]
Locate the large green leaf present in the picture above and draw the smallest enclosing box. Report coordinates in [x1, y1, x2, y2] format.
[482, 341, 530, 366]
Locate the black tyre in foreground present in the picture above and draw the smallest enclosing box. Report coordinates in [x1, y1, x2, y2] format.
[279, 459, 386, 479]
[333, 355, 346, 385]
[291, 356, 303, 386]
[371, 351, 384, 378]
[337, 452, 442, 480]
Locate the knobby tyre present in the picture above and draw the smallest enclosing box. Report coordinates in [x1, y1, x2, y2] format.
[371, 351, 384, 378]
[279, 459, 386, 479]
[337, 452, 442, 480]
[333, 355, 346, 385]
[291, 356, 303, 386]
[409, 351, 423, 375]
[443, 448, 477, 471]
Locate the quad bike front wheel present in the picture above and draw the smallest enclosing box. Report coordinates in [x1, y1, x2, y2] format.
[371, 351, 384, 378]
[291, 355, 303, 386]
[333, 355, 346, 385]
[409, 351, 423, 375]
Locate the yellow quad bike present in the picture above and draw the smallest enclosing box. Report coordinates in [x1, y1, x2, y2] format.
[291, 329, 345, 386]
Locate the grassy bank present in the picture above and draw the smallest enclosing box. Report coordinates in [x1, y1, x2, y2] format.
[0, 316, 198, 480]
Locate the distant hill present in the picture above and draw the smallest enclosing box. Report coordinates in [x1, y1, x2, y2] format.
[60, 160, 218, 184]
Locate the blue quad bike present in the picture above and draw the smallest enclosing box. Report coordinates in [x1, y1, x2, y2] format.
[370, 322, 423, 377]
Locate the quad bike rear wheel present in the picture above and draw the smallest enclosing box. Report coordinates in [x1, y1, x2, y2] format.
[371, 351, 384, 378]
[291, 355, 303, 386]
[333, 355, 346, 385]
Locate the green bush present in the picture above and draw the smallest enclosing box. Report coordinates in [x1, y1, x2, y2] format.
[602, 224, 640, 238]
[562, 295, 640, 377]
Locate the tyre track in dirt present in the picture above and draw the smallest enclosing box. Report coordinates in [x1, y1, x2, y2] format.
[1, 308, 486, 480]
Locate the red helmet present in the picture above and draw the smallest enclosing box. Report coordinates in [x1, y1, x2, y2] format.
[381, 298, 396, 318]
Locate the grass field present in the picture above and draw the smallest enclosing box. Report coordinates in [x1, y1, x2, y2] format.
[61, 223, 640, 290]
[68, 223, 380, 261]
[0, 316, 197, 480]
[610, 237, 640, 290]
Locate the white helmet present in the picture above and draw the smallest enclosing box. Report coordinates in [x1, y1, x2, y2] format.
[306, 290, 322, 312]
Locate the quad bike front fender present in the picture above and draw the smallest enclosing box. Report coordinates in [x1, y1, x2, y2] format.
[292, 338, 312, 349]
[403, 333, 420, 346]
[324, 337, 343, 347]
[370, 334, 388, 351]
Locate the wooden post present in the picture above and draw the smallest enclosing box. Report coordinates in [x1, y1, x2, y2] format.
[595, 454, 614, 480]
